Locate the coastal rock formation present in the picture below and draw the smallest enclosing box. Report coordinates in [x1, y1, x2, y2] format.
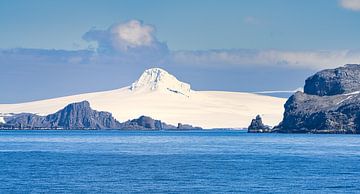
[121, 116, 164, 130]
[176, 123, 202, 130]
[274, 64, 360, 134]
[121, 116, 202, 130]
[3, 101, 122, 129]
[304, 64, 360, 96]
[1, 101, 202, 130]
[248, 115, 271, 133]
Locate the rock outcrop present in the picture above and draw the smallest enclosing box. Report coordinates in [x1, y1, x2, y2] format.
[248, 115, 271, 133]
[274, 64, 360, 134]
[120, 116, 166, 130]
[304, 64, 360, 96]
[176, 123, 202, 130]
[1, 101, 202, 130]
[3, 101, 122, 129]
[120, 116, 202, 130]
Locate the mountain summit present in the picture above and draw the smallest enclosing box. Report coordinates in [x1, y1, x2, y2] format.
[130, 68, 191, 96]
[0, 67, 286, 128]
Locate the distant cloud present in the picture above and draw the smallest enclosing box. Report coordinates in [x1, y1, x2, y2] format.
[0, 48, 93, 65]
[4, 48, 360, 70]
[339, 0, 360, 11]
[83, 20, 168, 54]
[171, 49, 360, 69]
[2, 20, 360, 71]
[112, 20, 155, 49]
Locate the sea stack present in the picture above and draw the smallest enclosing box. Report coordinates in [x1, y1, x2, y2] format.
[248, 115, 271, 133]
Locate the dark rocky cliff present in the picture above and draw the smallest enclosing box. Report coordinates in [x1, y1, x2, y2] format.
[274, 64, 360, 134]
[4, 101, 122, 129]
[304, 64, 360, 96]
[120, 116, 202, 130]
[1, 101, 202, 130]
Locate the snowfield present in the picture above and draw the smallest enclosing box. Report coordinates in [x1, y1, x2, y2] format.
[0, 68, 286, 129]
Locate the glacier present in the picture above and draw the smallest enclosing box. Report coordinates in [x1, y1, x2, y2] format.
[0, 68, 286, 129]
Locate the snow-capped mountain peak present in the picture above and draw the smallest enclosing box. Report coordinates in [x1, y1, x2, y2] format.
[130, 68, 191, 96]
[0, 67, 286, 129]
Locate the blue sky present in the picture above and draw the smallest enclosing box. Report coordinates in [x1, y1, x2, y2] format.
[1, 0, 360, 103]
[2, 0, 360, 50]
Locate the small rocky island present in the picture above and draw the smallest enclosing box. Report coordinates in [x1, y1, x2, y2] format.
[249, 64, 360, 134]
[0, 101, 201, 130]
[248, 115, 271, 133]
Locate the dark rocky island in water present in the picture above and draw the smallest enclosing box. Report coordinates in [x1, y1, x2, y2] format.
[249, 64, 360, 134]
[0, 101, 201, 130]
[248, 115, 271, 133]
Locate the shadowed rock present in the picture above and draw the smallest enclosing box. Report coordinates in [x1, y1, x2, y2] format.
[4, 101, 122, 129]
[248, 115, 271, 133]
[120, 116, 202, 130]
[304, 64, 360, 96]
[274, 64, 360, 134]
[1, 101, 202, 130]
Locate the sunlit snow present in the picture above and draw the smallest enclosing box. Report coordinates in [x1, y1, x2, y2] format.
[0, 68, 286, 129]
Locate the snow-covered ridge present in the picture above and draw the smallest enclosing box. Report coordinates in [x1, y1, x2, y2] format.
[130, 68, 191, 96]
[0, 113, 14, 124]
[0, 67, 286, 128]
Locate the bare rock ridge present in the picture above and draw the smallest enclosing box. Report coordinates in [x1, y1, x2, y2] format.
[249, 64, 360, 134]
[0, 101, 201, 130]
[2, 101, 120, 129]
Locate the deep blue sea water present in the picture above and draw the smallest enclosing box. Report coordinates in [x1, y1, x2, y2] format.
[0, 130, 359, 193]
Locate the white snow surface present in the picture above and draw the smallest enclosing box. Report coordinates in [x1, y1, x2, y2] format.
[131, 68, 191, 96]
[344, 91, 360, 96]
[0, 68, 286, 129]
[0, 113, 13, 124]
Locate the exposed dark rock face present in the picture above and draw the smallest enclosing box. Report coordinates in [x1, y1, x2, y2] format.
[274, 64, 360, 134]
[120, 116, 165, 130]
[304, 64, 360, 96]
[1, 101, 202, 130]
[248, 115, 271, 133]
[4, 113, 48, 129]
[120, 116, 202, 130]
[4, 101, 122, 129]
[176, 123, 202, 130]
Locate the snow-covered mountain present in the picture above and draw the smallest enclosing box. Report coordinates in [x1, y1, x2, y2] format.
[0, 68, 286, 129]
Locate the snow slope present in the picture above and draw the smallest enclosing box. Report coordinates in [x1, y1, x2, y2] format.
[0, 68, 286, 129]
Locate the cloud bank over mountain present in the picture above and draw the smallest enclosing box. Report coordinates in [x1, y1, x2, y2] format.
[1, 19, 359, 103]
[171, 49, 360, 69]
[2, 20, 359, 70]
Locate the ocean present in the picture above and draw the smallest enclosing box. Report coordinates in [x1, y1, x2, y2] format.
[0, 130, 359, 193]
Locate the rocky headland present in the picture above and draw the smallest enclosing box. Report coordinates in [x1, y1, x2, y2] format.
[249, 64, 360, 134]
[0, 101, 201, 130]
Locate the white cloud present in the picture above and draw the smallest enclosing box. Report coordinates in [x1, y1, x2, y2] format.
[83, 20, 167, 53]
[172, 49, 360, 70]
[80, 19, 360, 70]
[111, 20, 156, 50]
[339, 0, 360, 11]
